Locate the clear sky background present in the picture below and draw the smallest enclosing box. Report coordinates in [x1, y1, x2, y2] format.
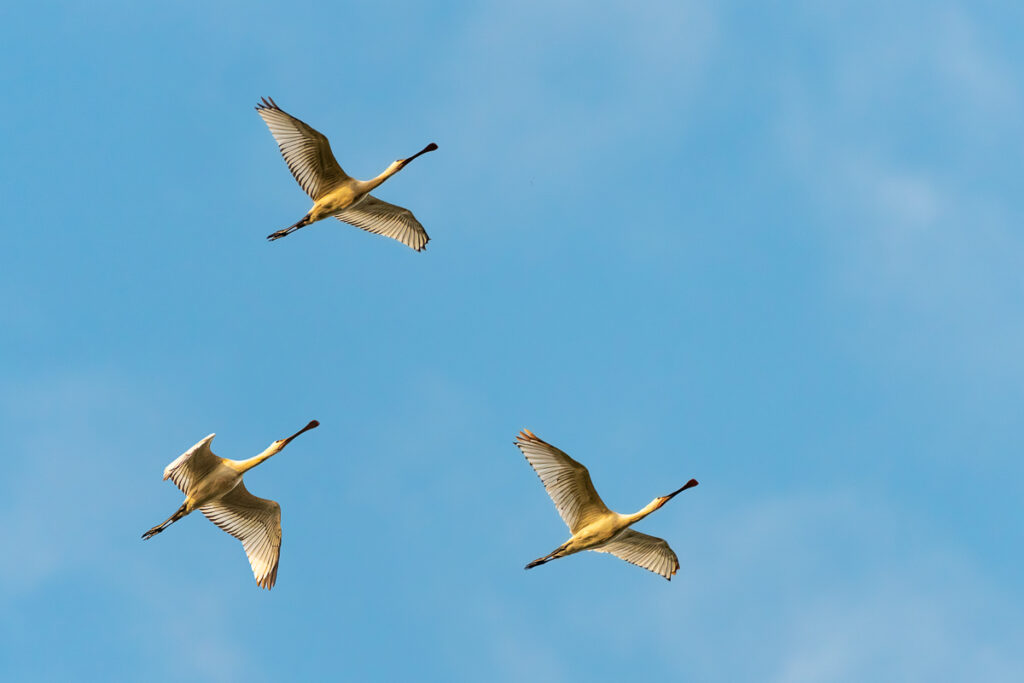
[2, 1, 1023, 681]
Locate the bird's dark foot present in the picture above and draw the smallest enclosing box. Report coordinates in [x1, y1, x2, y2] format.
[141, 526, 163, 540]
[267, 228, 291, 241]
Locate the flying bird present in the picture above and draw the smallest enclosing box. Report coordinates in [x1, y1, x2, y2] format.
[255, 97, 436, 251]
[515, 429, 698, 580]
[141, 420, 320, 589]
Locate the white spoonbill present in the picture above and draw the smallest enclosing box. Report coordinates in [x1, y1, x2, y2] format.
[141, 420, 319, 589]
[256, 97, 436, 251]
[515, 429, 698, 580]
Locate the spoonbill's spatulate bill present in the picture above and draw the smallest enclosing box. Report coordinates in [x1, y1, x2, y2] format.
[141, 420, 320, 590]
[256, 97, 436, 251]
[515, 429, 698, 580]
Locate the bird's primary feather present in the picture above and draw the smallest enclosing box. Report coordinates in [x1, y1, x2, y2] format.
[200, 482, 283, 590]
[255, 97, 349, 200]
[593, 529, 680, 580]
[335, 195, 430, 252]
[514, 429, 612, 535]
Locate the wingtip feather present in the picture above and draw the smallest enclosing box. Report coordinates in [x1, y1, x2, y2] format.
[516, 428, 539, 444]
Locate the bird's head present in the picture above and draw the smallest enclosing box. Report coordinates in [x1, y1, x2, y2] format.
[654, 478, 699, 509]
[279, 419, 320, 448]
[397, 142, 439, 170]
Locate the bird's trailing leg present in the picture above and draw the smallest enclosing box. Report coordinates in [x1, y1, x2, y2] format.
[268, 213, 312, 241]
[525, 541, 570, 570]
[141, 503, 189, 540]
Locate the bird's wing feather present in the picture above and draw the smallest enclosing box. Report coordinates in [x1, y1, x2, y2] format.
[334, 195, 430, 252]
[593, 529, 679, 580]
[514, 429, 611, 534]
[163, 434, 223, 497]
[255, 97, 348, 200]
[200, 482, 282, 590]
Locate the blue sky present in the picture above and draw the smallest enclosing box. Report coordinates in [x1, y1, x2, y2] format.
[2, 1, 1023, 680]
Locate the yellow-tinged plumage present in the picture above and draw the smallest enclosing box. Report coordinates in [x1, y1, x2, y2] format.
[141, 420, 319, 590]
[256, 97, 436, 251]
[515, 429, 698, 580]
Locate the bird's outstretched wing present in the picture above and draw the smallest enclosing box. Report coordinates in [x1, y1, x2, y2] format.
[200, 482, 282, 590]
[515, 429, 611, 534]
[255, 97, 349, 200]
[334, 195, 430, 252]
[163, 434, 223, 497]
[593, 529, 679, 580]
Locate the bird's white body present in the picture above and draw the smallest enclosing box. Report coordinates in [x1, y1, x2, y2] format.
[558, 513, 641, 556]
[142, 420, 319, 590]
[306, 182, 366, 223]
[176, 455, 244, 508]
[515, 429, 698, 580]
[256, 97, 436, 250]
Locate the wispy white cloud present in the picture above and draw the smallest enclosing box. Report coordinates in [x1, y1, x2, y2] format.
[632, 491, 1024, 682]
[0, 372, 256, 681]
[772, 5, 1024, 387]
[420, 0, 718, 236]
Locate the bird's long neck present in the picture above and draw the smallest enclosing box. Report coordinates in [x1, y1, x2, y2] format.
[623, 498, 667, 526]
[232, 420, 320, 474]
[362, 143, 437, 193]
[622, 479, 699, 526]
[362, 163, 403, 193]
[234, 442, 284, 473]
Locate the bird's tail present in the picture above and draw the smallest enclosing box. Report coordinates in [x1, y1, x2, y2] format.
[267, 213, 312, 241]
[141, 503, 188, 540]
